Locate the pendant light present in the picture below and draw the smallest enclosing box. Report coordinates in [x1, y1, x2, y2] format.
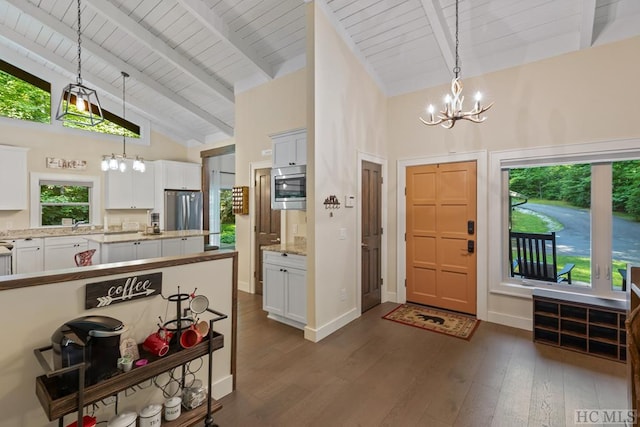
[56, 0, 104, 126]
[420, 0, 493, 129]
[100, 72, 145, 173]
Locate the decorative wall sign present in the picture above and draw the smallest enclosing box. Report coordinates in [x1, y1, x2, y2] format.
[85, 272, 162, 309]
[46, 157, 87, 170]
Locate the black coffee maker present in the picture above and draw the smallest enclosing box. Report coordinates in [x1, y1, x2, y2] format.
[51, 315, 125, 392]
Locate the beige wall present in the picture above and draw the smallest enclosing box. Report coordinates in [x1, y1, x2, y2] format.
[233, 69, 307, 291]
[0, 120, 189, 230]
[387, 36, 640, 326]
[307, 3, 388, 339]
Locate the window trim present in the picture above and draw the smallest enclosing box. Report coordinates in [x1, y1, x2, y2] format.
[30, 173, 101, 228]
[488, 138, 640, 301]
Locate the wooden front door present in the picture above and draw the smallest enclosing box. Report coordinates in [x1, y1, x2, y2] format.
[406, 161, 477, 314]
[362, 160, 382, 313]
[255, 167, 280, 295]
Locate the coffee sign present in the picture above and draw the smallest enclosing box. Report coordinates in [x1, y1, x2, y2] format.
[85, 272, 162, 309]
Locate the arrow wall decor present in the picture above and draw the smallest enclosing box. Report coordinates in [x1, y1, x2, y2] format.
[85, 272, 163, 309]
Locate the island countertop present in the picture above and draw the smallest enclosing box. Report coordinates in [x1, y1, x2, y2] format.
[86, 229, 208, 244]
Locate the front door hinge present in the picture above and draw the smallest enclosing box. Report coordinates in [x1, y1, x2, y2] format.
[254, 225, 257, 232]
[380, 227, 383, 235]
[381, 176, 383, 184]
[380, 278, 383, 285]
[404, 279, 407, 287]
[404, 233, 406, 241]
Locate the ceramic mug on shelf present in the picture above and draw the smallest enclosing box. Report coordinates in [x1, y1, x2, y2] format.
[143, 330, 172, 357]
[179, 320, 209, 349]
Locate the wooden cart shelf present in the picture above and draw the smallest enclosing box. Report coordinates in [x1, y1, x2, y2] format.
[36, 332, 224, 422]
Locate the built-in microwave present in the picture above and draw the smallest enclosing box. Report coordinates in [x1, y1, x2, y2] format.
[271, 165, 306, 210]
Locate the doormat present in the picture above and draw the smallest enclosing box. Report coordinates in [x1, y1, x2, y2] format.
[382, 304, 479, 340]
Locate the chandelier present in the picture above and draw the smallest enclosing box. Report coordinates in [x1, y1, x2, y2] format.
[420, 0, 493, 129]
[56, 0, 104, 126]
[100, 72, 145, 173]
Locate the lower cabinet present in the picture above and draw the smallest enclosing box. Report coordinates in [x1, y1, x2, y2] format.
[13, 238, 44, 274]
[44, 236, 88, 270]
[263, 250, 306, 329]
[161, 236, 204, 257]
[102, 240, 161, 263]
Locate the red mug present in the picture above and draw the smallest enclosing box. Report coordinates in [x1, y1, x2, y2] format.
[143, 331, 172, 357]
[180, 325, 204, 348]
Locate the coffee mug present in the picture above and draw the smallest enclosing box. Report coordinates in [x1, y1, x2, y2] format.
[180, 325, 204, 348]
[143, 331, 171, 357]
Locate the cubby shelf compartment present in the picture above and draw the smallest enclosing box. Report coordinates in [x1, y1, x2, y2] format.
[533, 289, 626, 363]
[35, 332, 223, 422]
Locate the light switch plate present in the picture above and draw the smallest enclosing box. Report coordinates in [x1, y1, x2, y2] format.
[345, 195, 355, 208]
[339, 228, 347, 240]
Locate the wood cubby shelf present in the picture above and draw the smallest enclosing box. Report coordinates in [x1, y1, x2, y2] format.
[35, 332, 224, 423]
[532, 289, 626, 362]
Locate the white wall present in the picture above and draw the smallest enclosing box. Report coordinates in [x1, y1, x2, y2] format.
[306, 2, 388, 341]
[0, 256, 234, 426]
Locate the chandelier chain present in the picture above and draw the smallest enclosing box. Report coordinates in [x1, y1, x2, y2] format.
[453, 0, 460, 78]
[76, 0, 82, 84]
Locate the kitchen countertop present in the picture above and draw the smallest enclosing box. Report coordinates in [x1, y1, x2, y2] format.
[85, 230, 208, 244]
[262, 237, 307, 256]
[0, 227, 208, 242]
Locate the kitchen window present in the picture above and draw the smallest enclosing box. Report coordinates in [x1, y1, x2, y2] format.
[30, 173, 101, 228]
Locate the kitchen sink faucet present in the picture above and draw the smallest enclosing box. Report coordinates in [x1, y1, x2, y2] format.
[72, 220, 87, 231]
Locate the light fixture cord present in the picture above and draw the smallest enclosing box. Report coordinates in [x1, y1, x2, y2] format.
[122, 71, 127, 157]
[453, 0, 460, 79]
[76, 0, 83, 84]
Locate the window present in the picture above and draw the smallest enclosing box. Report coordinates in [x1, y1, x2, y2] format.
[40, 182, 91, 226]
[30, 173, 101, 228]
[0, 59, 51, 124]
[489, 139, 640, 299]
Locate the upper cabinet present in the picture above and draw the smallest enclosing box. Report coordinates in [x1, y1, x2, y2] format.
[104, 160, 155, 209]
[156, 160, 201, 190]
[0, 145, 28, 210]
[271, 129, 306, 168]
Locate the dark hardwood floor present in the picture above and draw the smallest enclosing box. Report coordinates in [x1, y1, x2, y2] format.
[213, 292, 627, 426]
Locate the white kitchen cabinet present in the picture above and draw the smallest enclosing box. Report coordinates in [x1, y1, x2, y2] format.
[104, 160, 155, 209]
[102, 240, 161, 263]
[263, 250, 306, 329]
[156, 160, 201, 190]
[161, 236, 204, 257]
[0, 145, 28, 210]
[271, 129, 306, 168]
[44, 236, 88, 270]
[13, 238, 44, 274]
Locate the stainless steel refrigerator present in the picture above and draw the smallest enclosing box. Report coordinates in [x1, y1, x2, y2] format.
[164, 190, 203, 231]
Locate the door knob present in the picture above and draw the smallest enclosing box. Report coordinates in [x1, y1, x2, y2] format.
[361, 243, 368, 248]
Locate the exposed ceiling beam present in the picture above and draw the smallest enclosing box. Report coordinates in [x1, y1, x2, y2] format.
[178, 0, 273, 80]
[420, 0, 455, 74]
[580, 0, 597, 49]
[3, 0, 233, 136]
[0, 25, 203, 142]
[84, 0, 234, 104]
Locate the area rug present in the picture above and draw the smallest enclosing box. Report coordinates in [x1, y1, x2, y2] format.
[383, 304, 480, 340]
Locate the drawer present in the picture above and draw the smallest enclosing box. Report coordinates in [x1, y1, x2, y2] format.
[263, 250, 306, 269]
[13, 238, 43, 248]
[44, 235, 89, 247]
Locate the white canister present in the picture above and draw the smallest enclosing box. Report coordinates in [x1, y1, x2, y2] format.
[164, 396, 182, 421]
[139, 404, 162, 427]
[107, 412, 137, 427]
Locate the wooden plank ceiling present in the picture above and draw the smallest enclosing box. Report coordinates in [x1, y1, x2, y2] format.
[0, 0, 638, 144]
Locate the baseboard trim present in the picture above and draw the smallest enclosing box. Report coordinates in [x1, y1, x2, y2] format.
[212, 374, 233, 399]
[304, 307, 359, 342]
[238, 280, 250, 293]
[487, 310, 532, 331]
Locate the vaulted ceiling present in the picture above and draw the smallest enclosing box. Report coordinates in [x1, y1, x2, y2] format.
[1, 0, 639, 145]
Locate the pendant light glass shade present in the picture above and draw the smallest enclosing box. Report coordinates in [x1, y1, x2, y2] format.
[100, 72, 145, 173]
[56, 0, 104, 126]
